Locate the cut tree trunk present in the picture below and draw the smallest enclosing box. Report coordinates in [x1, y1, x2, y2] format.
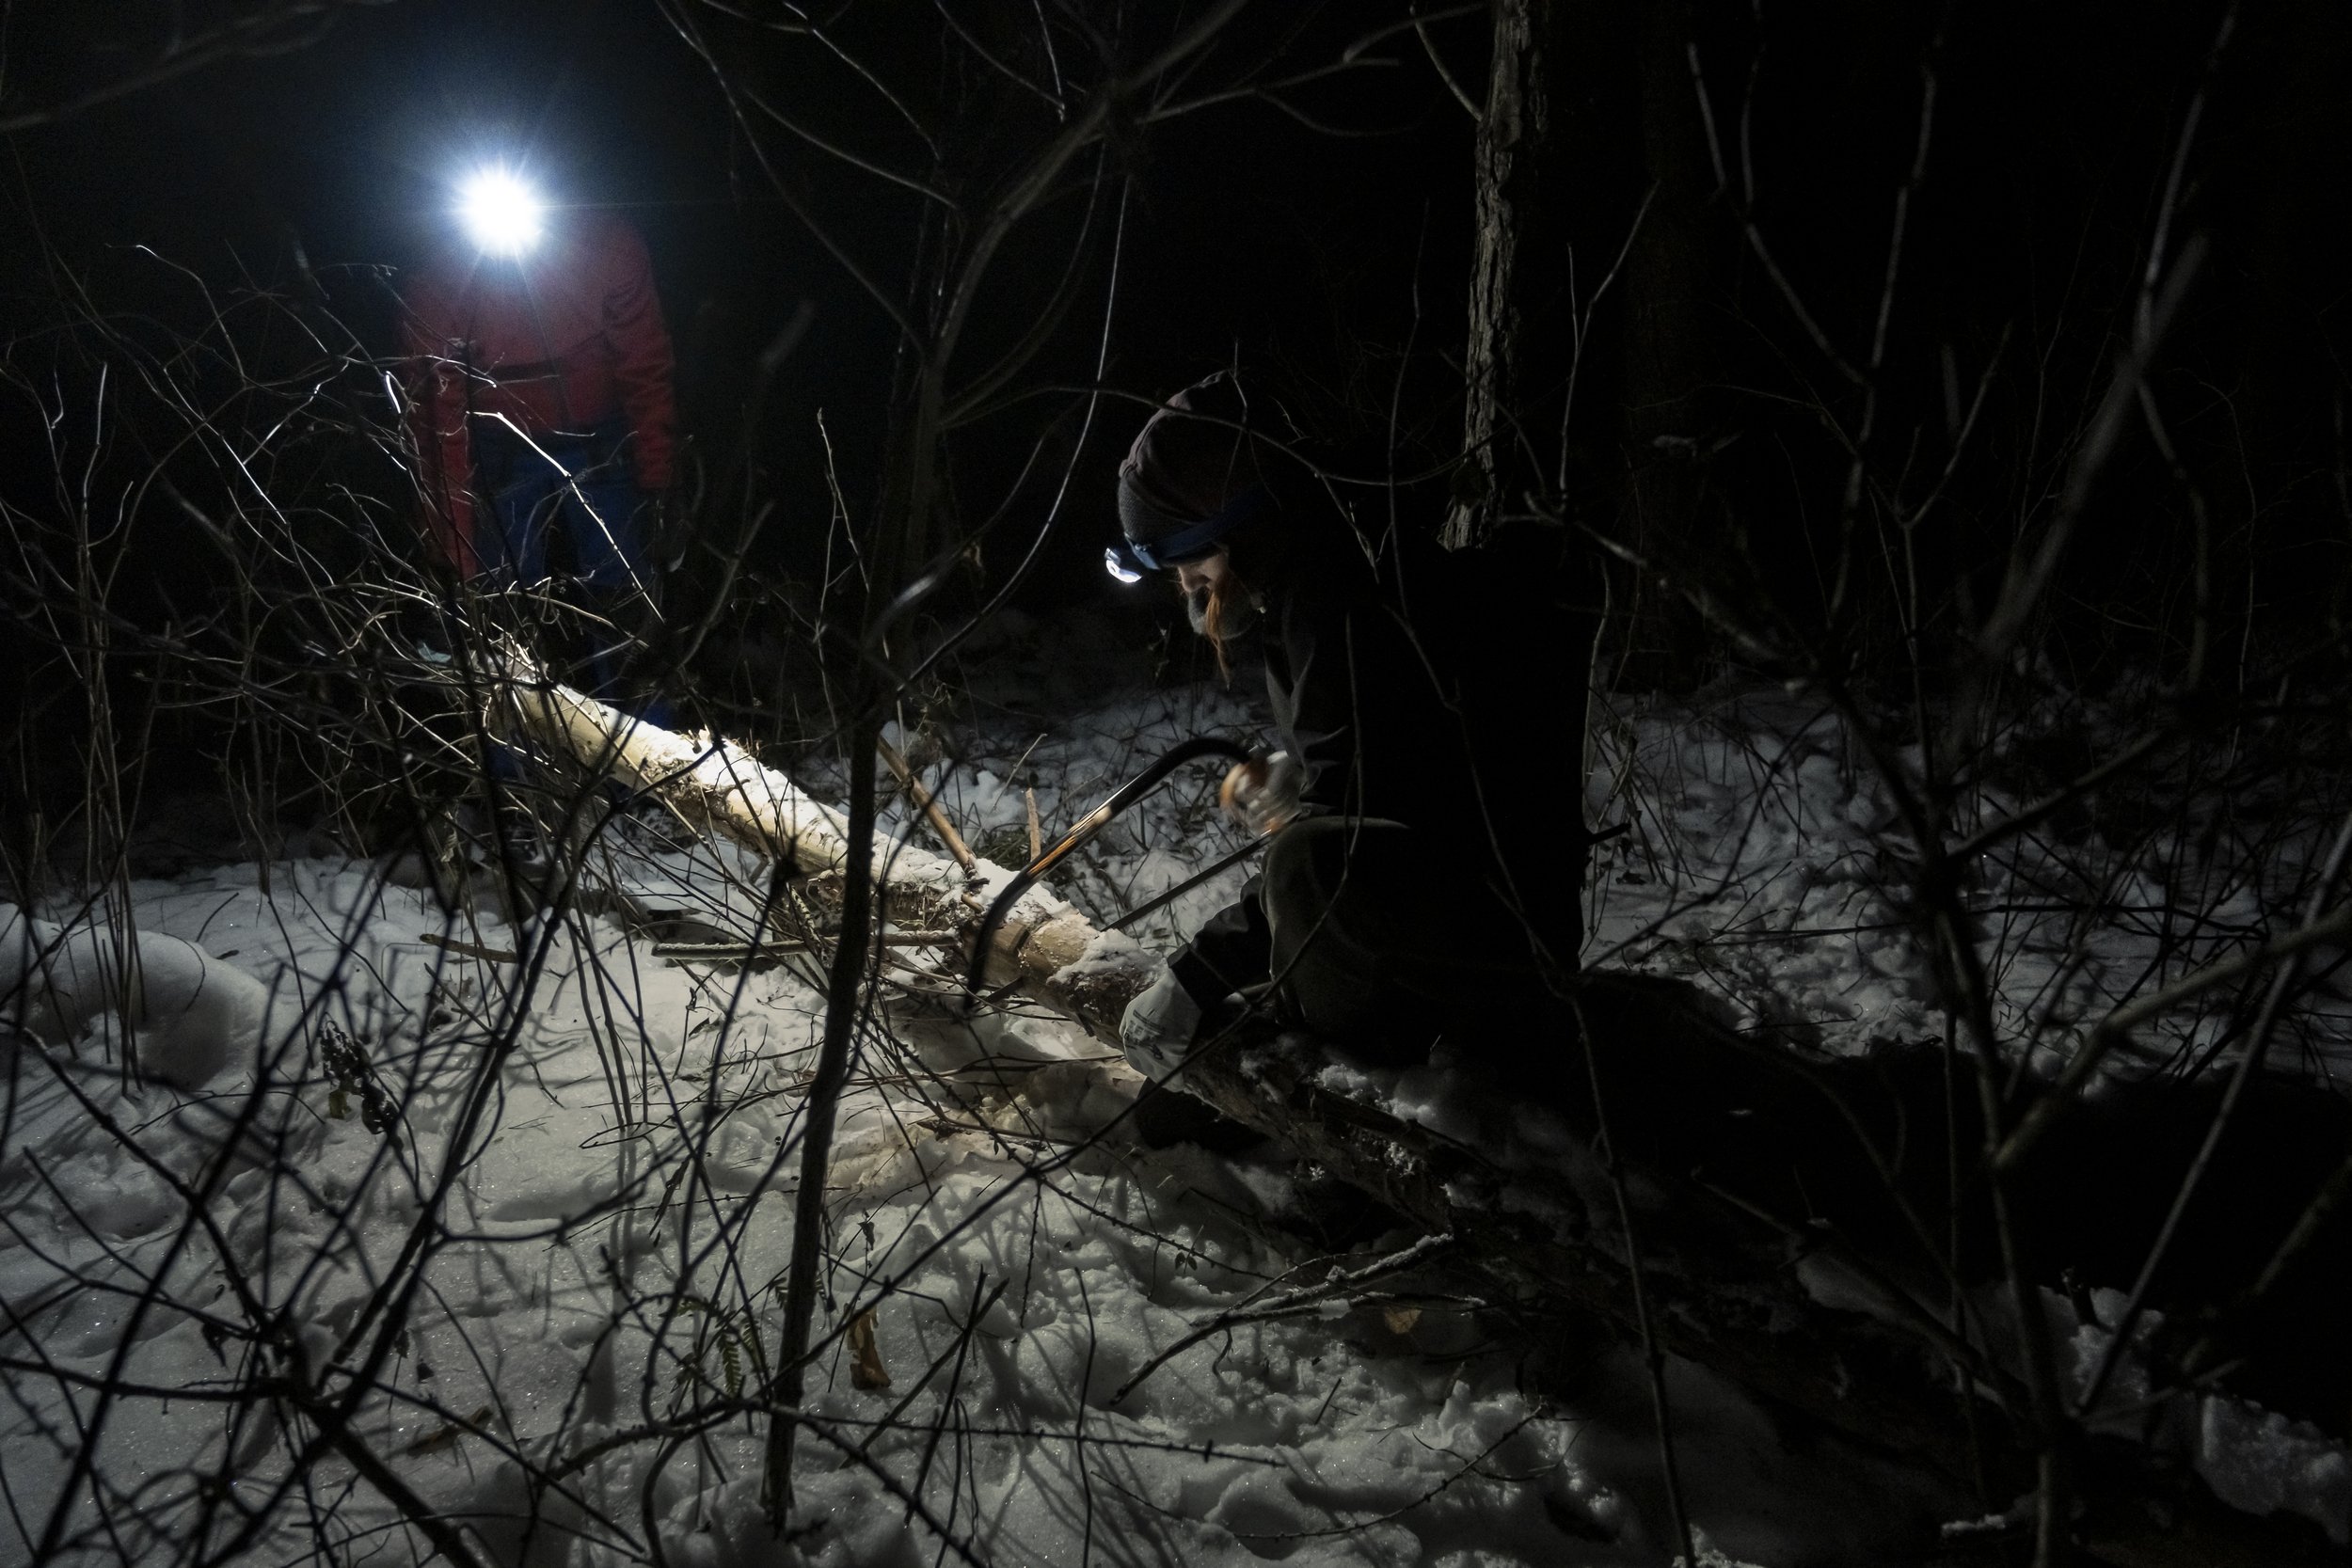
[496, 663, 1152, 1023]
[500, 672, 2346, 1568]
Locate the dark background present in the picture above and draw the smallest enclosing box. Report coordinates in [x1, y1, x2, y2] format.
[3, 0, 2349, 765]
[2, 2, 1477, 607]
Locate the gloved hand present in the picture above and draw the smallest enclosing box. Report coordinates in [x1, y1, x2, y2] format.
[1219, 750, 1305, 836]
[1119, 964, 1202, 1082]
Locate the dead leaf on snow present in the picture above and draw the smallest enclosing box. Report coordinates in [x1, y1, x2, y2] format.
[847, 1307, 891, 1390]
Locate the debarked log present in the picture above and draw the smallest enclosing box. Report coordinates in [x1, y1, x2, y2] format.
[499, 670, 2346, 1568]
[495, 663, 1150, 1024]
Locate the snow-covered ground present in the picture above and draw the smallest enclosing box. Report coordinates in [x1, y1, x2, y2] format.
[1582, 685, 2352, 1082]
[2, 667, 2346, 1566]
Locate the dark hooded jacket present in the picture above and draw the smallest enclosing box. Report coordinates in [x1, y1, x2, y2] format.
[1170, 473, 1592, 1006]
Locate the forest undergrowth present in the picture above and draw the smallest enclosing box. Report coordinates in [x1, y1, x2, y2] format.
[4, 627, 2348, 1565]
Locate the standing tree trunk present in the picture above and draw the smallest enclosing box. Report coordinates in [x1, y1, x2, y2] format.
[1444, 0, 1623, 926]
[1446, 0, 1580, 550]
[1448, 0, 1721, 680]
[765, 230, 952, 1514]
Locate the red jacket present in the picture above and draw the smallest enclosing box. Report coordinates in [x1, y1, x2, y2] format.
[402, 213, 676, 576]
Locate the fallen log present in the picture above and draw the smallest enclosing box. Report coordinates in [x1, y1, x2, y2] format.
[496, 671, 2348, 1567]
[496, 666, 1152, 1026]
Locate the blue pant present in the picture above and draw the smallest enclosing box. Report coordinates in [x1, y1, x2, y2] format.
[471, 420, 670, 726]
[471, 420, 655, 594]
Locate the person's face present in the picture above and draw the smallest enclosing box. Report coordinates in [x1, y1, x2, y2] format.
[1175, 548, 1250, 641]
[1173, 551, 1230, 596]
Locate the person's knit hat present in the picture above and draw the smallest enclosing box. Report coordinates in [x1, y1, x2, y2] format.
[1110, 372, 1271, 574]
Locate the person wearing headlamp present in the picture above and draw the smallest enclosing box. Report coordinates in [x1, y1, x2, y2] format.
[1110, 373, 1584, 1121]
[401, 165, 677, 714]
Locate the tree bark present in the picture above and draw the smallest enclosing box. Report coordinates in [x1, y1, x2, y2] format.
[1449, 0, 1722, 681]
[1448, 0, 1581, 549]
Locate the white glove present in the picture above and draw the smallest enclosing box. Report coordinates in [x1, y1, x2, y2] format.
[1119, 965, 1202, 1082]
[1220, 751, 1305, 836]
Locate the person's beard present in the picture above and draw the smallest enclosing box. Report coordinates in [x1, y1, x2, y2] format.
[1183, 575, 1253, 674]
[1184, 578, 1253, 637]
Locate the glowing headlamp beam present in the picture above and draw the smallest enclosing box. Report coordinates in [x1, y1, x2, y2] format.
[457, 169, 546, 256]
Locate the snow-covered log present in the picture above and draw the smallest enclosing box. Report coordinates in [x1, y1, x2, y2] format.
[496, 665, 1150, 1026]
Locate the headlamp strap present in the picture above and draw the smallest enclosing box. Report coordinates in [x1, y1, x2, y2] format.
[1125, 483, 1269, 572]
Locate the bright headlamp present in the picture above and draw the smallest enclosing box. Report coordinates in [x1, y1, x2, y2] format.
[456, 168, 547, 256]
[1102, 484, 1269, 583]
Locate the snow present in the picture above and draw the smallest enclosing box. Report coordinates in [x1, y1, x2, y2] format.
[2198, 1400, 2352, 1540]
[1581, 685, 2352, 1079]
[5, 856, 1746, 1565]
[2, 902, 279, 1088]
[1, 673, 2344, 1564]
